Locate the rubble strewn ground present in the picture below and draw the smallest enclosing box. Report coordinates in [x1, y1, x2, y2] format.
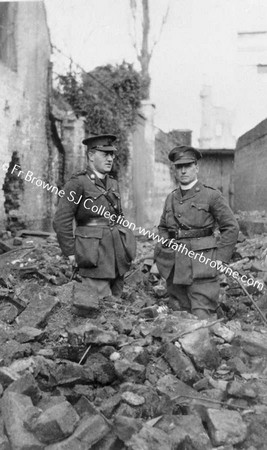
[0, 226, 267, 449]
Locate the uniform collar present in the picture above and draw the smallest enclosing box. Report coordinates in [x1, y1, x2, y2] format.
[174, 180, 202, 201]
[86, 167, 114, 190]
[180, 178, 198, 191]
[93, 169, 106, 180]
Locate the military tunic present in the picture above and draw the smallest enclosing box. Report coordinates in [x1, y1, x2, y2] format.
[154, 181, 239, 312]
[53, 169, 136, 280]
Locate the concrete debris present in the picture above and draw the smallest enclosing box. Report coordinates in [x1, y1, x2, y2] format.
[68, 323, 118, 346]
[24, 401, 80, 444]
[15, 326, 45, 343]
[2, 392, 43, 449]
[156, 414, 212, 449]
[45, 414, 110, 449]
[162, 342, 198, 383]
[0, 232, 265, 448]
[205, 408, 247, 446]
[6, 372, 42, 404]
[18, 294, 59, 328]
[179, 327, 221, 370]
[126, 424, 172, 450]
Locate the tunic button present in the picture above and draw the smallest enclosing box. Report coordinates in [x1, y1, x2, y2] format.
[178, 214, 181, 218]
[179, 201, 183, 204]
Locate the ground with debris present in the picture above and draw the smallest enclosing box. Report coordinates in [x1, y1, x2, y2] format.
[0, 226, 267, 449]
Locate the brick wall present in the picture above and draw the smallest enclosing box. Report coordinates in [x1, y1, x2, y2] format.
[234, 118, 267, 212]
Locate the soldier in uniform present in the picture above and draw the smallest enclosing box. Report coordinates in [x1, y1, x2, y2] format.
[53, 134, 136, 306]
[154, 145, 239, 319]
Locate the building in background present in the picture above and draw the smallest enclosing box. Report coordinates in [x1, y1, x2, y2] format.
[235, 30, 267, 139]
[199, 85, 235, 149]
[199, 25, 267, 149]
[234, 118, 267, 213]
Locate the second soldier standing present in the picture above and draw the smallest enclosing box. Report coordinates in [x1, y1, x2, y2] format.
[53, 134, 136, 311]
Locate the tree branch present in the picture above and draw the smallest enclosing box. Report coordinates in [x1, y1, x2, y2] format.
[150, 2, 170, 59]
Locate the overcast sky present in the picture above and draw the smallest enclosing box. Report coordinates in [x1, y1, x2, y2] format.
[45, 0, 267, 145]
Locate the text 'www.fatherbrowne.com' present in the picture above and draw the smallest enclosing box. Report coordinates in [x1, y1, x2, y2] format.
[5, 163, 263, 291]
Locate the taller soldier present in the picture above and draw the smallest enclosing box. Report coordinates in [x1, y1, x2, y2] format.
[154, 145, 239, 319]
[53, 134, 136, 305]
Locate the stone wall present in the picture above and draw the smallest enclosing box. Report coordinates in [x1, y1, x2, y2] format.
[234, 118, 267, 212]
[0, 2, 51, 230]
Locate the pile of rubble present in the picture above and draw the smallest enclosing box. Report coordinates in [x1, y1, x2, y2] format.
[0, 230, 267, 448]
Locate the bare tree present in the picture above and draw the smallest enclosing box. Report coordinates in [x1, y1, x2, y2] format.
[129, 0, 170, 99]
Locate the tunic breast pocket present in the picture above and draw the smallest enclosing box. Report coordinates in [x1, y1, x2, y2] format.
[82, 192, 103, 212]
[74, 226, 103, 268]
[191, 202, 210, 224]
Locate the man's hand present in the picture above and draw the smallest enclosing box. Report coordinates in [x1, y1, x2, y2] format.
[68, 255, 77, 267]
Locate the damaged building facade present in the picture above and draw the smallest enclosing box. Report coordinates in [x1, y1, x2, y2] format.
[0, 1, 51, 230]
[0, 1, 236, 233]
[234, 118, 267, 213]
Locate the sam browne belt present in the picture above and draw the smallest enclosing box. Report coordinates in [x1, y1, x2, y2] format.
[82, 217, 116, 227]
[168, 228, 213, 239]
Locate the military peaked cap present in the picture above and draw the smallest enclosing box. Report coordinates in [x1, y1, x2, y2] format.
[168, 145, 202, 165]
[82, 134, 118, 152]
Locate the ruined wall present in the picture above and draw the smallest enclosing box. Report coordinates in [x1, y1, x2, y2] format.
[121, 104, 175, 229]
[199, 150, 235, 209]
[234, 118, 267, 212]
[0, 2, 51, 230]
[130, 104, 156, 227]
[153, 129, 176, 224]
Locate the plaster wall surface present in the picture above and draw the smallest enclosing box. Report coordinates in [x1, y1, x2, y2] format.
[0, 2, 51, 229]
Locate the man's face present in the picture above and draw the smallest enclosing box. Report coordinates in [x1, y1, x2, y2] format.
[88, 150, 115, 174]
[175, 162, 199, 185]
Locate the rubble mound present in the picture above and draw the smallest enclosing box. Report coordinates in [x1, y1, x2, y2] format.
[0, 231, 266, 449]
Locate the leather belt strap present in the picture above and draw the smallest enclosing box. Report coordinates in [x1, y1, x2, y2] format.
[82, 217, 116, 227]
[168, 228, 213, 239]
